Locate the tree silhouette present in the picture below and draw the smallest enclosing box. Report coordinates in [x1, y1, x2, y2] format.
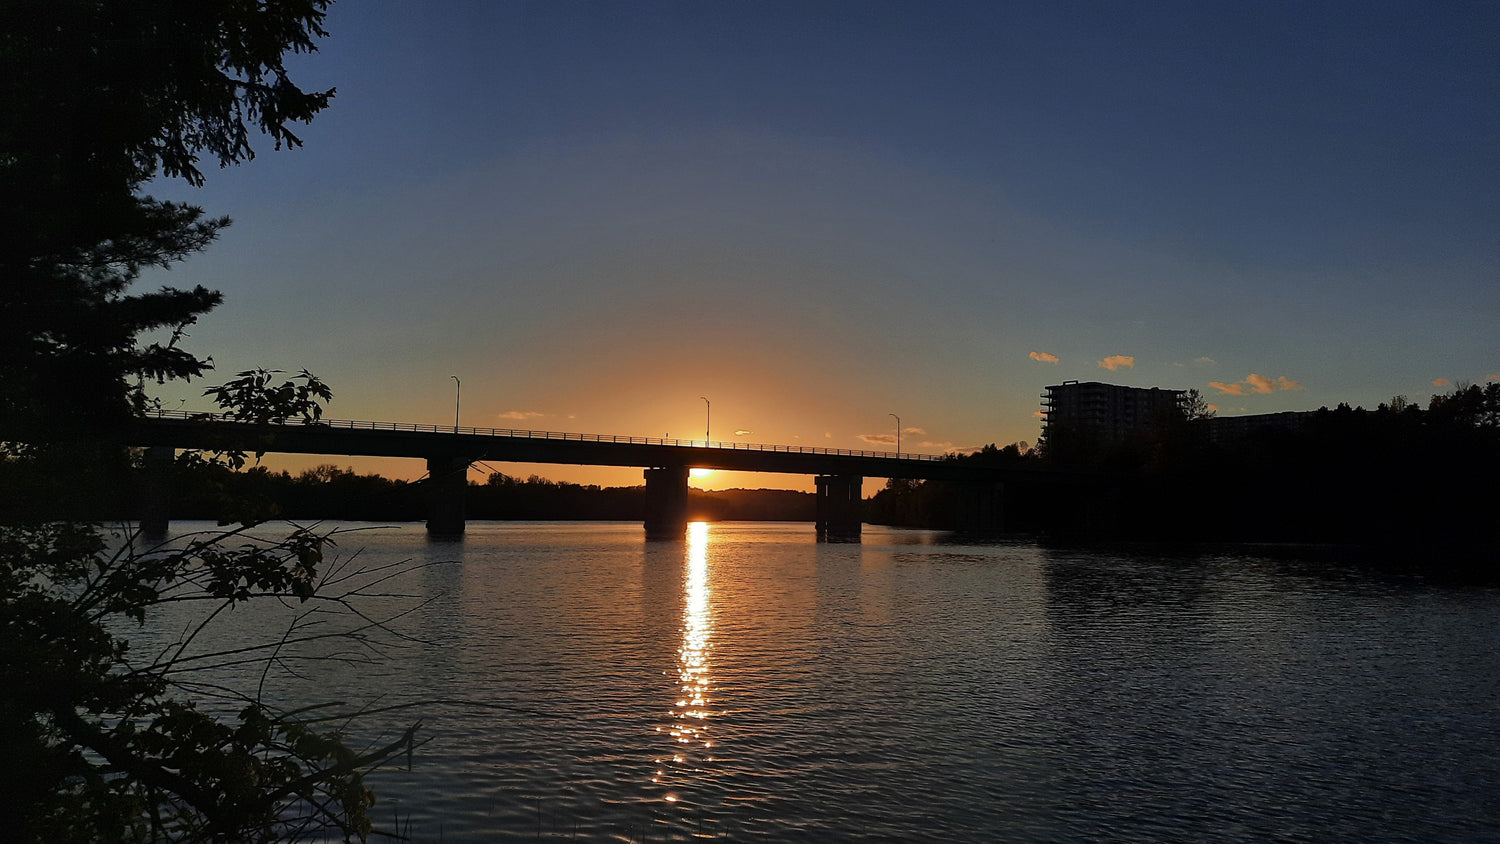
[2, 3, 424, 840]
[2, 0, 334, 443]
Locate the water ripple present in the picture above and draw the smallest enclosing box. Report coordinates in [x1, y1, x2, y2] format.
[137, 522, 1500, 841]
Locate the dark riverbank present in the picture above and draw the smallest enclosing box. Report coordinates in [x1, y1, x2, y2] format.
[0, 459, 817, 524]
[7, 384, 1497, 577]
[867, 390, 1500, 576]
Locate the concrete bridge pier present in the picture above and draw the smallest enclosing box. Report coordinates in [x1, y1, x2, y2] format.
[815, 475, 863, 539]
[643, 466, 690, 539]
[957, 482, 1006, 533]
[139, 445, 175, 538]
[426, 455, 470, 536]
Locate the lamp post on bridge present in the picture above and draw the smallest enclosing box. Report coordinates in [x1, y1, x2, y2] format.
[700, 396, 710, 444]
[889, 413, 901, 456]
[451, 375, 461, 433]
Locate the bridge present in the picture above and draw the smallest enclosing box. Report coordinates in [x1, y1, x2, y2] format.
[130, 411, 1050, 538]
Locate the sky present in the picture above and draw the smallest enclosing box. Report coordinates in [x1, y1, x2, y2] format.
[144, 0, 1500, 491]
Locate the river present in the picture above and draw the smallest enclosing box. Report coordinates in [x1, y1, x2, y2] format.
[143, 521, 1500, 841]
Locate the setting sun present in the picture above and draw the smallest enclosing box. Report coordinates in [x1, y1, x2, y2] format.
[689, 468, 715, 479]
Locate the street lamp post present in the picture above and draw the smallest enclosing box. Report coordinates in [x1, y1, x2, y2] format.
[889, 413, 901, 456]
[451, 375, 461, 433]
[700, 396, 711, 443]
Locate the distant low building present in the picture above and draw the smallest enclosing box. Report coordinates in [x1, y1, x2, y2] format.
[1205, 410, 1316, 445]
[1039, 381, 1186, 450]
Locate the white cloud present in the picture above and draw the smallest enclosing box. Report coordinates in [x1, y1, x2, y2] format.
[1211, 374, 1301, 396]
[918, 440, 977, 454]
[1245, 373, 1276, 394]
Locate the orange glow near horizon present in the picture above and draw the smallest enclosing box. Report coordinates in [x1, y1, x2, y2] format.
[248, 455, 843, 492]
[235, 456, 899, 497]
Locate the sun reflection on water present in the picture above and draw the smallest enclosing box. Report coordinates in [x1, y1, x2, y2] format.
[653, 521, 716, 802]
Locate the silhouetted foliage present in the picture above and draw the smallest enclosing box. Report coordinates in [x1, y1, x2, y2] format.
[3, 380, 426, 841]
[205, 369, 334, 426]
[1, 519, 422, 841]
[1, 0, 334, 448]
[1182, 388, 1215, 421]
[867, 442, 1046, 532]
[1, 2, 434, 840]
[1040, 385, 1500, 569]
[870, 396, 1500, 572]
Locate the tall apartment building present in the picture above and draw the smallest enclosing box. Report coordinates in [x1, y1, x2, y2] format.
[1039, 381, 1186, 448]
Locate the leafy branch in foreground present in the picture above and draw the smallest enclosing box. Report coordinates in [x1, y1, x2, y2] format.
[178, 368, 338, 478]
[2, 4, 446, 838]
[203, 369, 335, 426]
[1, 520, 429, 842]
[5, 364, 428, 842]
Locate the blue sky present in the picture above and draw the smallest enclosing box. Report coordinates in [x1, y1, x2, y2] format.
[147, 0, 1500, 488]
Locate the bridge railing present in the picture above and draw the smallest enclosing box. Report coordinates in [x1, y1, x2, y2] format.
[145, 410, 946, 462]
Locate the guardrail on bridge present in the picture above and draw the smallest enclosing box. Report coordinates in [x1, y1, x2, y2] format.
[145, 410, 946, 463]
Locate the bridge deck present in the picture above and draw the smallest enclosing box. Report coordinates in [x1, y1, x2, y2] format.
[130, 412, 1040, 483]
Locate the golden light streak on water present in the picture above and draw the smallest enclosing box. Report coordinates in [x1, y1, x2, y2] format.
[657, 520, 715, 805]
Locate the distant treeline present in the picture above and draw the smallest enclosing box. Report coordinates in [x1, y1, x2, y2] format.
[1, 460, 816, 524]
[866, 441, 1047, 531]
[6, 384, 1494, 567]
[871, 383, 1500, 568]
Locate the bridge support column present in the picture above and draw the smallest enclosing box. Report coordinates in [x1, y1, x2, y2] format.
[643, 466, 690, 539]
[815, 475, 863, 539]
[426, 455, 469, 536]
[957, 482, 1005, 534]
[139, 445, 174, 538]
